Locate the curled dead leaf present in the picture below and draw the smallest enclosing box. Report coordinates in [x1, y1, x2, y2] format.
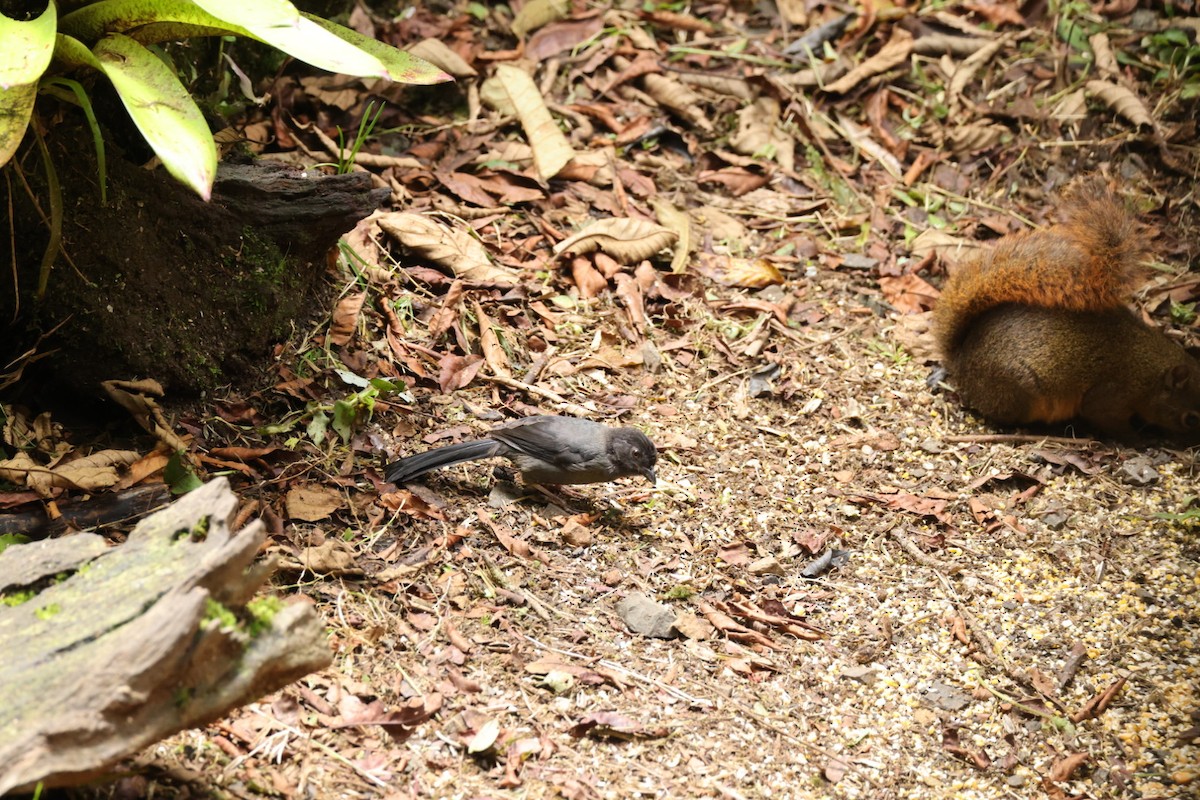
[553, 218, 677, 263]
[329, 291, 366, 346]
[407, 38, 477, 77]
[823, 27, 914, 94]
[491, 64, 575, 180]
[1086, 80, 1155, 130]
[376, 212, 519, 285]
[0, 449, 141, 497]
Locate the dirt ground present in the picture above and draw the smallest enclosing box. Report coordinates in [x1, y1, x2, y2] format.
[8, 1, 1200, 799]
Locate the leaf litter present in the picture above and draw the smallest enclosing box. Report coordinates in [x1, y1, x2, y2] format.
[6, 1, 1200, 798]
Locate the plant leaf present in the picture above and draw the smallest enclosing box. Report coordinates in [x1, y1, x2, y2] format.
[59, 0, 449, 83]
[59, 0, 232, 41]
[52, 34, 102, 71]
[300, 14, 452, 85]
[92, 34, 217, 199]
[188, 0, 300, 28]
[61, 0, 384, 77]
[0, 0, 57, 168]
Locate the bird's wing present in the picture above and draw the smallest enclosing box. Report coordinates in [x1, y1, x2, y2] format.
[490, 416, 602, 468]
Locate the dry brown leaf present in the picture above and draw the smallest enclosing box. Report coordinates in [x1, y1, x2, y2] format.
[1051, 88, 1087, 123]
[489, 64, 575, 180]
[428, 279, 465, 339]
[2, 405, 69, 463]
[285, 485, 344, 522]
[837, 113, 902, 178]
[613, 273, 647, 330]
[730, 97, 794, 171]
[650, 198, 694, 274]
[947, 34, 1012, 114]
[407, 38, 477, 77]
[341, 214, 384, 273]
[911, 229, 975, 262]
[527, 16, 606, 62]
[474, 300, 512, 379]
[376, 212, 519, 285]
[570, 257, 609, 298]
[640, 70, 712, 132]
[824, 27, 914, 94]
[113, 449, 171, 490]
[300, 539, 361, 576]
[1088, 32, 1118, 80]
[438, 353, 485, 393]
[10, 449, 141, 496]
[329, 291, 366, 346]
[945, 122, 1010, 153]
[570, 712, 670, 740]
[378, 489, 447, 520]
[1086, 80, 1155, 130]
[511, 0, 568, 37]
[695, 253, 784, 288]
[553, 218, 677, 263]
[0, 452, 41, 488]
[101, 380, 189, 453]
[774, 0, 808, 25]
[879, 273, 939, 314]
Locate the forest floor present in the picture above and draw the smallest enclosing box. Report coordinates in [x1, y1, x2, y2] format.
[12, 1, 1200, 798]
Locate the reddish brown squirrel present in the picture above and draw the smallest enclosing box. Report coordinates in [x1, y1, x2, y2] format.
[934, 181, 1200, 440]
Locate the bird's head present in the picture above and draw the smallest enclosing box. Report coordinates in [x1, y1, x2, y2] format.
[612, 428, 658, 484]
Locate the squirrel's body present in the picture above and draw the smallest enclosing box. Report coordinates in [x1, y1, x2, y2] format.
[934, 182, 1200, 440]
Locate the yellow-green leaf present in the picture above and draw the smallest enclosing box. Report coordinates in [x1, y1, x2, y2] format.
[59, 0, 449, 84]
[92, 34, 216, 199]
[189, 0, 300, 29]
[0, 0, 57, 167]
[53, 34, 102, 71]
[301, 14, 452, 85]
[59, 0, 217, 41]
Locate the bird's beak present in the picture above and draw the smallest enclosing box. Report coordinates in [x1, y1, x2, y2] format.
[643, 468, 657, 484]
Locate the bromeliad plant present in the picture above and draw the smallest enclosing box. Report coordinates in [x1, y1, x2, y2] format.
[0, 0, 449, 200]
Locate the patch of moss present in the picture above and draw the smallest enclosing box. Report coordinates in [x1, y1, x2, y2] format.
[1, 590, 35, 606]
[203, 598, 238, 630]
[246, 595, 284, 637]
[35, 603, 62, 620]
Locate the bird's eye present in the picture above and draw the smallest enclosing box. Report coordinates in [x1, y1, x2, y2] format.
[631, 448, 641, 457]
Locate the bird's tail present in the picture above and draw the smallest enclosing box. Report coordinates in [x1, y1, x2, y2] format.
[384, 440, 501, 484]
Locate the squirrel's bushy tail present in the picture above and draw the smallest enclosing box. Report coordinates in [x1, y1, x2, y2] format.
[935, 179, 1149, 355]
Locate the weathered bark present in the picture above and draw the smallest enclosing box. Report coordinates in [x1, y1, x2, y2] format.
[0, 478, 332, 794]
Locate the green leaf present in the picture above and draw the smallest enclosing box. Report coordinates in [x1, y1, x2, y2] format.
[368, 377, 406, 393]
[164, 451, 204, 494]
[0, 1, 57, 87]
[301, 14, 452, 85]
[53, 33, 102, 70]
[59, 0, 449, 83]
[332, 398, 356, 443]
[306, 408, 329, 444]
[59, 0, 225, 41]
[240, 13, 392, 78]
[189, 0, 300, 28]
[64, 0, 386, 78]
[92, 33, 216, 199]
[0, 0, 58, 168]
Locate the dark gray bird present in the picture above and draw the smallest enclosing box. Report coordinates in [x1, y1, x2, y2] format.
[384, 415, 657, 486]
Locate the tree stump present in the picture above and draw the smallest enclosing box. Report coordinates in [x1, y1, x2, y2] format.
[1, 116, 391, 395]
[0, 478, 331, 794]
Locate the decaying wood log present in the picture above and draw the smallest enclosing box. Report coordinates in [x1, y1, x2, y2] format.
[0, 478, 332, 794]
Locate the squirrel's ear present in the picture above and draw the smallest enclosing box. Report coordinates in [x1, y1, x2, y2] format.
[1166, 364, 1193, 389]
